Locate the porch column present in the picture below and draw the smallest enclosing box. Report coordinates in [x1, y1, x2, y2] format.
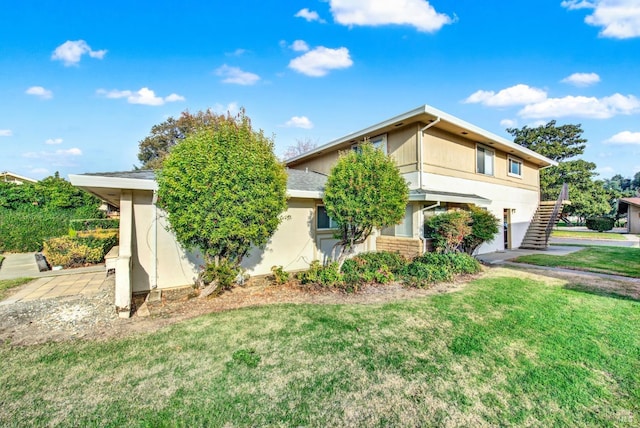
[115, 190, 133, 318]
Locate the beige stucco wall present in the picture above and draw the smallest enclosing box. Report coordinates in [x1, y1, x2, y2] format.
[422, 128, 539, 192]
[130, 190, 201, 293]
[628, 204, 640, 234]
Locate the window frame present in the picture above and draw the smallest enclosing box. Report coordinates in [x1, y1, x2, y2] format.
[316, 205, 339, 230]
[507, 156, 523, 178]
[352, 133, 388, 154]
[476, 144, 495, 176]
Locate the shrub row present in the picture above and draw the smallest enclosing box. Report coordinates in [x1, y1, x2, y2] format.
[42, 232, 118, 268]
[69, 218, 119, 232]
[293, 250, 481, 292]
[585, 216, 615, 232]
[0, 208, 76, 252]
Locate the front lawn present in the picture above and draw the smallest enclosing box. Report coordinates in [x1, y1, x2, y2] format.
[551, 229, 626, 240]
[0, 277, 32, 301]
[0, 269, 638, 426]
[514, 246, 640, 278]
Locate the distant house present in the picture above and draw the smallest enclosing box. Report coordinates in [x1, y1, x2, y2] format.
[619, 197, 640, 234]
[0, 171, 37, 185]
[70, 104, 556, 317]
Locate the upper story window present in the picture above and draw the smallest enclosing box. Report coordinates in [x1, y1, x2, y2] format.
[508, 157, 523, 178]
[476, 145, 494, 176]
[352, 134, 387, 154]
[317, 205, 339, 230]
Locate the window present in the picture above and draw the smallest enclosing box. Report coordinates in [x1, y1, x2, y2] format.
[317, 205, 338, 229]
[508, 157, 523, 178]
[476, 145, 494, 176]
[382, 204, 413, 237]
[352, 134, 387, 154]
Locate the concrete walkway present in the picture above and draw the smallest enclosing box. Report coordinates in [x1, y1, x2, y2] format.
[0, 272, 108, 306]
[476, 245, 583, 265]
[0, 252, 104, 280]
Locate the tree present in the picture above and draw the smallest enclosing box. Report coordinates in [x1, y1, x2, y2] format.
[425, 210, 472, 253]
[282, 137, 318, 160]
[632, 171, 640, 192]
[156, 111, 287, 297]
[323, 142, 408, 265]
[137, 109, 225, 169]
[506, 120, 586, 162]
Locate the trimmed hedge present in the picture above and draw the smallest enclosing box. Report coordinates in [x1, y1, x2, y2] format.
[586, 216, 615, 232]
[70, 218, 119, 232]
[43, 232, 118, 268]
[0, 208, 75, 252]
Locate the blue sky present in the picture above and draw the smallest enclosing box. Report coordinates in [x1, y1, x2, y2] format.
[1, 0, 639, 181]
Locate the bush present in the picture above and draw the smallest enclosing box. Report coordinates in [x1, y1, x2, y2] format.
[297, 261, 346, 290]
[424, 210, 472, 253]
[402, 252, 481, 288]
[201, 260, 240, 296]
[42, 231, 117, 268]
[586, 216, 615, 232]
[270, 265, 290, 285]
[0, 208, 75, 252]
[70, 218, 119, 232]
[341, 251, 407, 287]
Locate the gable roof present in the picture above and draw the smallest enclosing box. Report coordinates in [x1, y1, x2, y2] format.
[70, 169, 328, 206]
[285, 104, 557, 168]
[620, 197, 640, 208]
[1, 171, 38, 184]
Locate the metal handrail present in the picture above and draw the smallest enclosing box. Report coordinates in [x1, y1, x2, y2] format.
[545, 182, 568, 241]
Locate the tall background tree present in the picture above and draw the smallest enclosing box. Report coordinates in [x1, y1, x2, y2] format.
[138, 109, 224, 169]
[323, 142, 408, 265]
[157, 111, 287, 297]
[282, 137, 319, 160]
[507, 121, 610, 222]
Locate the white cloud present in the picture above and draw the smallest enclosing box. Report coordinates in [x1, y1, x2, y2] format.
[226, 48, 247, 56]
[562, 0, 640, 39]
[0, 129, 12, 137]
[51, 40, 107, 66]
[500, 119, 517, 128]
[329, 0, 453, 32]
[596, 165, 616, 176]
[561, 72, 601, 86]
[285, 116, 314, 129]
[604, 130, 640, 145]
[165, 93, 186, 102]
[215, 64, 260, 85]
[289, 46, 353, 77]
[23, 148, 83, 167]
[519, 93, 640, 119]
[25, 86, 53, 99]
[30, 168, 49, 175]
[464, 84, 548, 107]
[291, 40, 310, 52]
[295, 8, 325, 23]
[96, 87, 185, 106]
[45, 138, 63, 145]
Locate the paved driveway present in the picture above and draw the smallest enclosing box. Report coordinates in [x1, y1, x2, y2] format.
[0, 272, 108, 306]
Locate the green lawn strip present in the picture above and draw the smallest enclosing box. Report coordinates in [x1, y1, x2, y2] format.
[551, 230, 626, 240]
[0, 277, 33, 301]
[514, 246, 640, 278]
[1, 273, 638, 426]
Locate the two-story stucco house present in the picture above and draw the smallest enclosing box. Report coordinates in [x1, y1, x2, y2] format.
[70, 104, 556, 317]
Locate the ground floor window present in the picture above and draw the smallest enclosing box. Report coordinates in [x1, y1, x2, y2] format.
[382, 204, 413, 237]
[317, 205, 338, 229]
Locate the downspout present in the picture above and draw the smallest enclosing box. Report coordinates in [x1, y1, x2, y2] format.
[418, 117, 441, 190]
[419, 202, 440, 254]
[151, 190, 158, 289]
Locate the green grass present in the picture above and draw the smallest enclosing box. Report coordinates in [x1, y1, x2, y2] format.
[0, 277, 32, 301]
[551, 229, 626, 240]
[514, 246, 640, 278]
[0, 269, 638, 426]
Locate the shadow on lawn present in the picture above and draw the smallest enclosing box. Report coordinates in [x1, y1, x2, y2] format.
[563, 282, 640, 302]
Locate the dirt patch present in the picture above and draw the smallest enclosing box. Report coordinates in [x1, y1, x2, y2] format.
[0, 274, 471, 347]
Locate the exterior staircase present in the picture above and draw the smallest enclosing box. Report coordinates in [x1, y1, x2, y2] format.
[520, 184, 569, 250]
